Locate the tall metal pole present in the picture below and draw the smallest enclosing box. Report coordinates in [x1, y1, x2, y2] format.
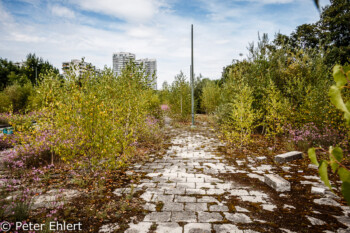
[191, 24, 195, 127]
[35, 66, 37, 85]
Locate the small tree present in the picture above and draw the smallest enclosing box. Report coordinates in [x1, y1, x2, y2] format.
[263, 79, 290, 144]
[222, 82, 258, 148]
[201, 81, 221, 114]
[169, 71, 191, 122]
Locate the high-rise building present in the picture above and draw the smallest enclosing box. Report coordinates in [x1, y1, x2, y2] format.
[62, 59, 99, 77]
[112, 52, 157, 89]
[136, 58, 157, 90]
[112, 52, 136, 76]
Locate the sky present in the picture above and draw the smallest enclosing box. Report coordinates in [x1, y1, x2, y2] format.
[0, 0, 330, 87]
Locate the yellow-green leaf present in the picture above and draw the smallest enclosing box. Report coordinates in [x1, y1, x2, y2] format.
[319, 160, 332, 190]
[308, 148, 319, 166]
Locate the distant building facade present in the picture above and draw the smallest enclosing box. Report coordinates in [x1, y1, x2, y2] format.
[112, 52, 157, 89]
[112, 52, 136, 76]
[135, 58, 157, 89]
[62, 59, 100, 77]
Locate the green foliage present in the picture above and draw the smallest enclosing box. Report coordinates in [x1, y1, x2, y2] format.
[159, 81, 170, 105]
[220, 82, 258, 148]
[168, 71, 191, 122]
[0, 54, 59, 113]
[308, 64, 350, 205]
[276, 0, 350, 66]
[329, 65, 350, 123]
[216, 33, 342, 146]
[1, 83, 33, 113]
[201, 80, 221, 114]
[23, 53, 59, 84]
[263, 79, 290, 140]
[0, 54, 59, 89]
[0, 92, 11, 112]
[13, 62, 160, 170]
[309, 146, 350, 205]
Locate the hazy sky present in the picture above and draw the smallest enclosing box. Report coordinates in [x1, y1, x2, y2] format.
[0, 0, 330, 86]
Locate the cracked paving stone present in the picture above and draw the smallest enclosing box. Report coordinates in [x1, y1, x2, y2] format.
[164, 188, 186, 195]
[336, 216, 350, 228]
[121, 124, 350, 233]
[306, 216, 326, 225]
[213, 224, 243, 233]
[235, 206, 250, 212]
[196, 183, 216, 189]
[261, 204, 277, 211]
[198, 212, 223, 222]
[163, 202, 184, 211]
[152, 194, 174, 203]
[185, 203, 208, 211]
[184, 223, 211, 233]
[206, 188, 226, 195]
[143, 203, 156, 211]
[230, 189, 249, 196]
[186, 189, 206, 195]
[156, 222, 182, 233]
[171, 211, 197, 222]
[125, 222, 152, 233]
[209, 204, 229, 212]
[197, 196, 220, 203]
[224, 213, 252, 223]
[140, 192, 153, 202]
[314, 198, 341, 207]
[144, 212, 171, 222]
[177, 182, 196, 188]
[174, 195, 196, 203]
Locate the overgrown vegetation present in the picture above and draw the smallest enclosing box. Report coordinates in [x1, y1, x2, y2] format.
[309, 64, 350, 205]
[0, 61, 165, 229]
[0, 53, 59, 113]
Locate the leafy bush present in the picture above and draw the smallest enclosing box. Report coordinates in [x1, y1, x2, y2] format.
[0, 92, 11, 112]
[6, 62, 162, 170]
[168, 71, 191, 122]
[1, 83, 33, 113]
[214, 33, 343, 149]
[262, 79, 290, 140]
[220, 82, 259, 148]
[309, 64, 350, 205]
[201, 81, 221, 114]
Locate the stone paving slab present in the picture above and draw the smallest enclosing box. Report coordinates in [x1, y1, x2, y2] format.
[184, 223, 211, 233]
[171, 211, 197, 222]
[156, 222, 182, 233]
[122, 124, 350, 233]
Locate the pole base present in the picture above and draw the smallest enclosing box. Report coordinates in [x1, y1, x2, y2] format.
[190, 125, 196, 129]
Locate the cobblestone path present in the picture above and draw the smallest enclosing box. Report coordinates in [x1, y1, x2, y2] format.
[109, 124, 350, 233]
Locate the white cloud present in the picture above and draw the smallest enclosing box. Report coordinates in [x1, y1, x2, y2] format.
[51, 5, 76, 19]
[244, 0, 294, 3]
[0, 0, 329, 88]
[126, 25, 159, 38]
[70, 0, 166, 23]
[0, 1, 13, 23]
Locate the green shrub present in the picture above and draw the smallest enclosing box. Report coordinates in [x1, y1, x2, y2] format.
[0, 92, 11, 112]
[201, 81, 221, 114]
[2, 83, 33, 113]
[10, 62, 161, 170]
[220, 82, 259, 148]
[168, 71, 191, 122]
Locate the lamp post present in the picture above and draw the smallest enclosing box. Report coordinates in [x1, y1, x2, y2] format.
[191, 24, 195, 127]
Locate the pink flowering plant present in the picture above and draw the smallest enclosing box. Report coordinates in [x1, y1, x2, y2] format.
[287, 122, 347, 149]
